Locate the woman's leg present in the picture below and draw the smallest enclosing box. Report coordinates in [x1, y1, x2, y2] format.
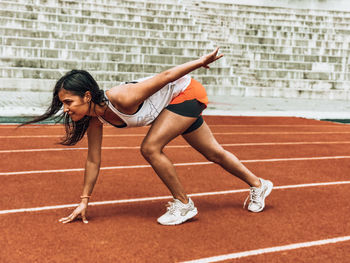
[182, 121, 261, 187]
[140, 109, 197, 204]
[182, 120, 273, 213]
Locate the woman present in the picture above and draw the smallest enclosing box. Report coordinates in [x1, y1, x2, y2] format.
[22, 48, 273, 225]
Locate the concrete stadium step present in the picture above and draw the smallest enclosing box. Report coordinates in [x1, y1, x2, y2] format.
[62, 0, 187, 12]
[197, 0, 350, 19]
[0, 57, 232, 76]
[255, 68, 350, 81]
[228, 85, 350, 100]
[188, 6, 350, 32]
[0, 67, 237, 85]
[251, 60, 346, 72]
[5, 0, 187, 13]
[228, 35, 348, 49]
[197, 10, 350, 28]
[4, 32, 348, 60]
[0, 77, 128, 92]
[0, 68, 148, 83]
[0, 8, 194, 26]
[231, 28, 349, 42]
[0, 25, 204, 41]
[0, 30, 211, 50]
[248, 78, 350, 90]
[0, 78, 56, 92]
[0, 46, 207, 65]
[203, 7, 350, 25]
[0, 90, 53, 117]
[0, 68, 238, 91]
[228, 53, 347, 67]
[0, 16, 199, 33]
[0, 76, 240, 90]
[253, 52, 347, 63]
[237, 24, 350, 36]
[1, 37, 215, 57]
[214, 53, 347, 72]
[0, 1, 190, 18]
[208, 27, 350, 48]
[200, 14, 350, 32]
[237, 75, 348, 91]
[186, 2, 350, 24]
[226, 43, 350, 57]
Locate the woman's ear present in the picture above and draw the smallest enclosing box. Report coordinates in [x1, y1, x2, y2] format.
[84, 91, 92, 103]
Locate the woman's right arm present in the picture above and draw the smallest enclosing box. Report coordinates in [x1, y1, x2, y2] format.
[110, 47, 223, 110]
[59, 117, 103, 224]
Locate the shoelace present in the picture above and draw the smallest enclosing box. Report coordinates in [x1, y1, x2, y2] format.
[243, 187, 262, 209]
[166, 201, 179, 215]
[166, 200, 192, 215]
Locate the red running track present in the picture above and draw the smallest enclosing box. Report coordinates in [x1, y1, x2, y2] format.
[0, 116, 349, 262]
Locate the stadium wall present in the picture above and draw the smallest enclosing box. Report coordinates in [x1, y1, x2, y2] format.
[214, 0, 350, 11]
[1, 0, 350, 117]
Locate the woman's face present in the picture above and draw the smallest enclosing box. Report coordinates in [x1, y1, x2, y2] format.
[58, 89, 91, 121]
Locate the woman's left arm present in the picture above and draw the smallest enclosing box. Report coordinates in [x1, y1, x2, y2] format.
[115, 47, 223, 109]
[59, 117, 103, 224]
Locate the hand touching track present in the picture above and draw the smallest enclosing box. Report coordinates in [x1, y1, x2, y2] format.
[59, 201, 89, 224]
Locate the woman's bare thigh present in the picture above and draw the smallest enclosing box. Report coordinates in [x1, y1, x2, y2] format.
[142, 109, 198, 150]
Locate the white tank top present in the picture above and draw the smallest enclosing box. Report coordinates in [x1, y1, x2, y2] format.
[97, 75, 191, 128]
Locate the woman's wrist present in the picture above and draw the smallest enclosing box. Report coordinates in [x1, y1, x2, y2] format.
[198, 57, 205, 67]
[80, 195, 91, 204]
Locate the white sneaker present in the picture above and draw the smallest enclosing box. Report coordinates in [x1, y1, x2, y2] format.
[157, 198, 198, 225]
[244, 178, 273, 212]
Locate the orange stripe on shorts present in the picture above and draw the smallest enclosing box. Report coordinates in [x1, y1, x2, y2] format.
[169, 78, 208, 106]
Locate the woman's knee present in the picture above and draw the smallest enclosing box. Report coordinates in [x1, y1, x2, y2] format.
[140, 140, 160, 160]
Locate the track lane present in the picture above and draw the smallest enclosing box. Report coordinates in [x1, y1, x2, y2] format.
[2, 123, 349, 135]
[1, 116, 349, 262]
[3, 133, 350, 151]
[1, 158, 350, 211]
[220, 239, 350, 263]
[3, 133, 350, 152]
[2, 142, 350, 172]
[0, 185, 349, 262]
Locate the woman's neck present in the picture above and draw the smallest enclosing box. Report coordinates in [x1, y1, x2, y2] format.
[89, 102, 108, 117]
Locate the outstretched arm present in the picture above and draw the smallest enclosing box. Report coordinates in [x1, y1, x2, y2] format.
[113, 47, 224, 109]
[156, 47, 224, 84]
[59, 117, 103, 224]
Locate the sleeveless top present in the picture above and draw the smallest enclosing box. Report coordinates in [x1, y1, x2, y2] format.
[97, 75, 191, 128]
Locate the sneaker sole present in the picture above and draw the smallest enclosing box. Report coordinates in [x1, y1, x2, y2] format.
[249, 180, 273, 213]
[157, 208, 198, 226]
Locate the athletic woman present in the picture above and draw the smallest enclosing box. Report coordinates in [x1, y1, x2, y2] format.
[22, 48, 273, 225]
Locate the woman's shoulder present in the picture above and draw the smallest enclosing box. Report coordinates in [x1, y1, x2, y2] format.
[107, 84, 134, 108]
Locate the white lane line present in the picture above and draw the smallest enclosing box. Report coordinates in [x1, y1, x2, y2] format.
[0, 147, 89, 153]
[2, 156, 350, 176]
[181, 236, 350, 263]
[1, 141, 350, 153]
[208, 125, 347, 127]
[213, 132, 350, 135]
[0, 163, 204, 176]
[0, 126, 138, 129]
[1, 131, 350, 139]
[0, 134, 145, 138]
[0, 181, 349, 215]
[0, 124, 344, 128]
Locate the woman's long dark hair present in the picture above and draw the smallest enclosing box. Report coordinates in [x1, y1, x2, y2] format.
[20, 70, 106, 145]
